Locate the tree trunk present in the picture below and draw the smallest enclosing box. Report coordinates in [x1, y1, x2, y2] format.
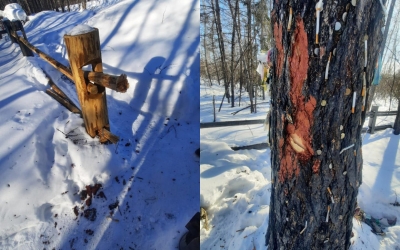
[266, 0, 385, 249]
[202, 4, 213, 86]
[81, 0, 87, 10]
[213, 0, 230, 104]
[367, 0, 395, 110]
[228, 0, 239, 107]
[246, 0, 254, 113]
[211, 18, 222, 86]
[60, 0, 65, 12]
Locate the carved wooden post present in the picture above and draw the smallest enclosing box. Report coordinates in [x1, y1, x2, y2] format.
[64, 28, 110, 142]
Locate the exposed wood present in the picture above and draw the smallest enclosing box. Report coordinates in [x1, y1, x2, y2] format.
[99, 128, 119, 144]
[64, 28, 110, 138]
[44, 72, 80, 113]
[17, 36, 73, 80]
[46, 89, 81, 115]
[47, 78, 69, 99]
[87, 83, 99, 95]
[84, 71, 129, 93]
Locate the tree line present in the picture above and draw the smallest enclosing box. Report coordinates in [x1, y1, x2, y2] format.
[0, 0, 89, 15]
[201, 0, 272, 111]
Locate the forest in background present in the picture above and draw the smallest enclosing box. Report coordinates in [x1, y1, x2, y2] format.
[0, 0, 90, 14]
[201, 0, 273, 111]
[201, 0, 400, 114]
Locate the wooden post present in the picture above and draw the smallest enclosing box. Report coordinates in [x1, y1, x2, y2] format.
[64, 28, 111, 142]
[368, 105, 379, 134]
[11, 20, 33, 57]
[2, 20, 17, 44]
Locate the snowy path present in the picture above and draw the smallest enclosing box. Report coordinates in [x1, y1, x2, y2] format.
[0, 0, 200, 249]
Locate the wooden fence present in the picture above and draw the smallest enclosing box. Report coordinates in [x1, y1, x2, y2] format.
[0, 20, 129, 143]
[201, 108, 396, 135]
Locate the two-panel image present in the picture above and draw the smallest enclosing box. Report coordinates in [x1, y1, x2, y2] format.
[0, 0, 399, 249]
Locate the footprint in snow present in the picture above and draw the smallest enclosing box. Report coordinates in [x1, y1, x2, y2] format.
[13, 109, 34, 124]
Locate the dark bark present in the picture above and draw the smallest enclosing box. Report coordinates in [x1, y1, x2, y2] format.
[60, 0, 65, 12]
[212, 0, 230, 103]
[228, 0, 239, 107]
[202, 5, 212, 86]
[246, 0, 254, 113]
[211, 18, 222, 86]
[266, 0, 385, 249]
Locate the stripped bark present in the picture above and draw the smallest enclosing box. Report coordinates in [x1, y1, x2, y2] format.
[266, 0, 385, 249]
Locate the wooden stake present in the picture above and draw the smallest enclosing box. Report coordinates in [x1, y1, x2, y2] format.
[64, 28, 110, 139]
[99, 128, 119, 144]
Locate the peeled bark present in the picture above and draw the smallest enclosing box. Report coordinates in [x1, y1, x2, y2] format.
[266, 0, 385, 249]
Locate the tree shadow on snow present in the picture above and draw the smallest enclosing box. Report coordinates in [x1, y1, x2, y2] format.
[370, 135, 399, 198]
[55, 1, 200, 249]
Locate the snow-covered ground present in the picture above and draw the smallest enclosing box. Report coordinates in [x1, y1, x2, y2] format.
[0, 0, 199, 249]
[200, 82, 400, 249]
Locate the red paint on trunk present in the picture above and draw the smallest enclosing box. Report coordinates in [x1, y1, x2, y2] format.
[274, 23, 284, 77]
[312, 160, 321, 173]
[279, 146, 298, 183]
[278, 17, 316, 182]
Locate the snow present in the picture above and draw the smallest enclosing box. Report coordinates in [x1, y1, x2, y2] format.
[3, 3, 27, 22]
[66, 24, 95, 36]
[0, 0, 199, 249]
[200, 82, 400, 249]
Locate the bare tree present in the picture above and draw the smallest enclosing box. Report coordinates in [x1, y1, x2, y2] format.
[212, 0, 231, 105]
[227, 0, 239, 106]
